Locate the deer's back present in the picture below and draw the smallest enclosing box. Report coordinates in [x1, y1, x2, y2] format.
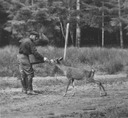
[55, 65, 94, 81]
[66, 67, 95, 82]
[66, 68, 87, 80]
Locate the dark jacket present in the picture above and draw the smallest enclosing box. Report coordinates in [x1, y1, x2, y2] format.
[19, 38, 44, 62]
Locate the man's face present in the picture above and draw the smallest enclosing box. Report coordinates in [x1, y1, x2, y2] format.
[30, 34, 38, 43]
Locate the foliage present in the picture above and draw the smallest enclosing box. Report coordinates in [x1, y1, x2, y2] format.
[0, 46, 128, 77]
[0, 0, 128, 46]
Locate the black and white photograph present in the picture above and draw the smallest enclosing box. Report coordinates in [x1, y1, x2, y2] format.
[1, 0, 128, 118]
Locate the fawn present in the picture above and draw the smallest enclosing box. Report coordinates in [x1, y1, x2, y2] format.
[51, 57, 107, 97]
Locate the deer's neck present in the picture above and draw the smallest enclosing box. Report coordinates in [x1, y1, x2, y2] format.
[56, 64, 69, 75]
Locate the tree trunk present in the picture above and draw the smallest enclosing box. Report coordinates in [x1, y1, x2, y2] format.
[102, 1, 105, 47]
[119, 22, 123, 48]
[31, 0, 34, 6]
[64, 1, 71, 60]
[59, 20, 65, 39]
[118, 0, 123, 48]
[0, 28, 2, 46]
[76, 0, 80, 47]
[64, 23, 69, 60]
[69, 30, 74, 46]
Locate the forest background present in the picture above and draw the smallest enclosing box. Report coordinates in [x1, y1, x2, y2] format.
[0, 0, 128, 47]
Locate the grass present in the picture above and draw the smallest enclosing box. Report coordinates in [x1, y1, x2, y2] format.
[1, 76, 128, 118]
[69, 105, 128, 118]
[0, 78, 21, 89]
[1, 46, 128, 118]
[0, 45, 128, 77]
[0, 46, 19, 76]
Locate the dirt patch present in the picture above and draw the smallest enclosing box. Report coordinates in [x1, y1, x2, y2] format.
[1, 74, 128, 118]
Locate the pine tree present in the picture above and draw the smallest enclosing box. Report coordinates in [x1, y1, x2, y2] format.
[109, 0, 128, 48]
[81, 0, 111, 47]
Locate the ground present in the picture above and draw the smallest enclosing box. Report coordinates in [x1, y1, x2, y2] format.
[1, 74, 128, 118]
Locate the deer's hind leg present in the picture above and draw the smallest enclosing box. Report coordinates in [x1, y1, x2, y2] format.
[96, 81, 107, 96]
[71, 78, 75, 88]
[71, 78, 76, 96]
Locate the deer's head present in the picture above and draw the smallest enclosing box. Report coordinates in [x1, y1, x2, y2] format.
[51, 57, 64, 75]
[89, 69, 95, 78]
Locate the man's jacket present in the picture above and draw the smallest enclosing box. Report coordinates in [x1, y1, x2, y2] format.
[19, 38, 44, 64]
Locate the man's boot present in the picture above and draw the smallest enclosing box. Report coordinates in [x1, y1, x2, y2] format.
[27, 77, 36, 95]
[21, 79, 27, 94]
[20, 71, 28, 94]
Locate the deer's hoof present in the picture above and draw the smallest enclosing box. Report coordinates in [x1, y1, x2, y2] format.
[105, 93, 107, 96]
[63, 93, 66, 97]
[72, 93, 75, 97]
[100, 92, 107, 97]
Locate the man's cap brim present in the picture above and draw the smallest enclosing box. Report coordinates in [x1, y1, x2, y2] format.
[30, 31, 39, 36]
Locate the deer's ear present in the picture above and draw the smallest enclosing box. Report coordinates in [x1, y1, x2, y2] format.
[88, 69, 95, 78]
[56, 57, 63, 64]
[56, 59, 60, 64]
[58, 57, 63, 61]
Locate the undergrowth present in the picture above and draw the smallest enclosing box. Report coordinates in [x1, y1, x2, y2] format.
[0, 45, 128, 77]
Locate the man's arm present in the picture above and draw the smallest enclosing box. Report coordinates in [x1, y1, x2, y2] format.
[30, 42, 46, 62]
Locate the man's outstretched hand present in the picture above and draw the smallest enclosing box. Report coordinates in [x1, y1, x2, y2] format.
[44, 57, 50, 62]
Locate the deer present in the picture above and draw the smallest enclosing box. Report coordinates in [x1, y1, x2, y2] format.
[51, 57, 107, 97]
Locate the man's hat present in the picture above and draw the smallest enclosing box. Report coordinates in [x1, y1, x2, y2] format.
[30, 31, 39, 37]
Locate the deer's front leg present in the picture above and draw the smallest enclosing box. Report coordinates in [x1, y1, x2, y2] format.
[63, 78, 72, 97]
[101, 84, 107, 96]
[96, 81, 107, 96]
[68, 78, 76, 96]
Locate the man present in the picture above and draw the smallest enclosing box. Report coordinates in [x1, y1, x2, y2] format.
[17, 31, 49, 95]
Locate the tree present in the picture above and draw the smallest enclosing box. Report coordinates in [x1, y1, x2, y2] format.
[109, 0, 128, 48]
[3, 0, 51, 44]
[122, 0, 128, 38]
[1, 0, 128, 47]
[76, 0, 81, 47]
[80, 0, 111, 47]
[118, 0, 123, 48]
[0, 0, 9, 45]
